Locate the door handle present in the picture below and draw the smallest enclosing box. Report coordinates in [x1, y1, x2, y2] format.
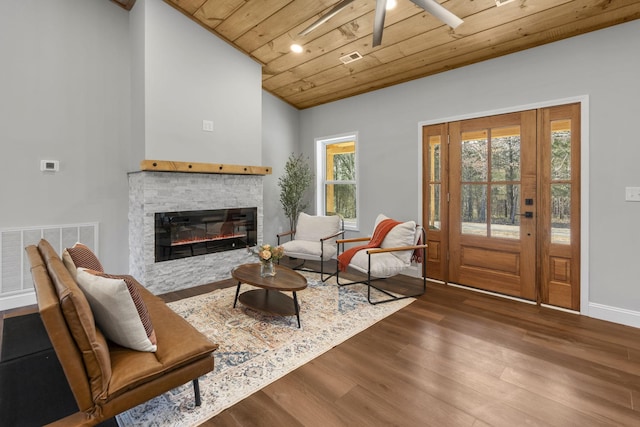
[518, 212, 534, 218]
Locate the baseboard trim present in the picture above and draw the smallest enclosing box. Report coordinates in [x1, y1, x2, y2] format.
[0, 292, 36, 312]
[442, 282, 640, 329]
[588, 302, 640, 329]
[540, 303, 580, 315]
[446, 282, 537, 305]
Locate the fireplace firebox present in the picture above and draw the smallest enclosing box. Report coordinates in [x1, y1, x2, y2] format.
[154, 207, 257, 262]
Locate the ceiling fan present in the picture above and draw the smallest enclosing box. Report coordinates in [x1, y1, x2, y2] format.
[299, 0, 463, 47]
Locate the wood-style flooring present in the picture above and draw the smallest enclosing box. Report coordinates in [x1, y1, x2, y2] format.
[3, 259, 640, 426]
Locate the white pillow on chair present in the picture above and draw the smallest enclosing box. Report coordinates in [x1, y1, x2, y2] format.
[295, 213, 341, 243]
[374, 214, 417, 264]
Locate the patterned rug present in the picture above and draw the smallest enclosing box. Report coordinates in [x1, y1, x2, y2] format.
[116, 272, 413, 426]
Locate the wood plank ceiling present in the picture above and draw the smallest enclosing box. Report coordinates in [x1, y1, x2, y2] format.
[140, 1, 640, 109]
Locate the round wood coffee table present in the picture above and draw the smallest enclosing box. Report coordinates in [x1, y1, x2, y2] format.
[231, 263, 308, 328]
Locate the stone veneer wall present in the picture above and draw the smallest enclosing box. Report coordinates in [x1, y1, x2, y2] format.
[128, 171, 261, 295]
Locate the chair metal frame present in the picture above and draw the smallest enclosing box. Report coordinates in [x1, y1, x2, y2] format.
[336, 225, 427, 304]
[277, 217, 345, 282]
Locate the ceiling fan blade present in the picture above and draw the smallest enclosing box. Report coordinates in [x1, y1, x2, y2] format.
[372, 0, 387, 47]
[410, 0, 463, 29]
[298, 0, 355, 37]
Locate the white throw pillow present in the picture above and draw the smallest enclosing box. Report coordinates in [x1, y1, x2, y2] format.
[294, 212, 341, 243]
[75, 268, 157, 352]
[374, 214, 417, 264]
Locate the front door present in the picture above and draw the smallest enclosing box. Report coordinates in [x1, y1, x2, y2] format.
[449, 111, 537, 300]
[422, 104, 581, 310]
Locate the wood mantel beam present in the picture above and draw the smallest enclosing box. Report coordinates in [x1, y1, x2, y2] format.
[110, 0, 136, 11]
[140, 160, 272, 176]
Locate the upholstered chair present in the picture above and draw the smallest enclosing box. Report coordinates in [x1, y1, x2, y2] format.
[277, 213, 345, 281]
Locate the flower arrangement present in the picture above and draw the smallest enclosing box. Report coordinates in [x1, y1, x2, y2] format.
[257, 244, 284, 264]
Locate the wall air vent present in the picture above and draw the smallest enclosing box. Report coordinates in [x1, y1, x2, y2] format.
[495, 0, 516, 6]
[339, 51, 363, 64]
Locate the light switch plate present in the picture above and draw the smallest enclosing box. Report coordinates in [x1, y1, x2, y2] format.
[625, 187, 640, 201]
[40, 160, 59, 172]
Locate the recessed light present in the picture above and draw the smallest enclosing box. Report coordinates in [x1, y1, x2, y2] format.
[290, 44, 303, 53]
[386, 0, 397, 10]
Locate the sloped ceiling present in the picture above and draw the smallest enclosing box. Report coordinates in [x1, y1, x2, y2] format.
[120, 1, 640, 109]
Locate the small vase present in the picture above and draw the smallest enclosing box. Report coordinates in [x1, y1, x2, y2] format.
[260, 261, 276, 277]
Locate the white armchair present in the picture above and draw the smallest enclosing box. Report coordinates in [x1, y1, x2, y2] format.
[336, 214, 427, 304]
[277, 213, 345, 281]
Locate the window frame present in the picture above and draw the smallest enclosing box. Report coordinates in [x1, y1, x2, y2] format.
[315, 132, 359, 231]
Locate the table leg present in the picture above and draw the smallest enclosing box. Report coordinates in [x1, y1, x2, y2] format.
[293, 291, 300, 328]
[233, 282, 241, 308]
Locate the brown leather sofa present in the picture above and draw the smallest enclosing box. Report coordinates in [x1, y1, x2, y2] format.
[25, 239, 218, 426]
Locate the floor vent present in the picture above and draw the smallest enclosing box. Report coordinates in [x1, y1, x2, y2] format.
[0, 222, 98, 310]
[339, 51, 363, 64]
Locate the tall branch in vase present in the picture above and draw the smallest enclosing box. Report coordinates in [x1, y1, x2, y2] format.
[278, 153, 313, 232]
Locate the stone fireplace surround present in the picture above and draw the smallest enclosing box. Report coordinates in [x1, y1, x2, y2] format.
[128, 170, 263, 295]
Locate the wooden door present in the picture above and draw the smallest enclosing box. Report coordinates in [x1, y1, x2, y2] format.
[538, 103, 581, 309]
[422, 105, 581, 309]
[422, 123, 448, 281]
[448, 111, 538, 300]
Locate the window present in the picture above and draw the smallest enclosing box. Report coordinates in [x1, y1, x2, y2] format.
[316, 133, 358, 230]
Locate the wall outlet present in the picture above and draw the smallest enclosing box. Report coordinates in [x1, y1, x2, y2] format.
[625, 187, 640, 201]
[202, 120, 214, 132]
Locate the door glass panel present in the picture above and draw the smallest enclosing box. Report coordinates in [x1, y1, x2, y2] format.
[551, 120, 571, 180]
[429, 136, 441, 181]
[429, 184, 441, 230]
[461, 184, 487, 236]
[461, 131, 488, 181]
[551, 183, 571, 244]
[461, 127, 523, 239]
[491, 129, 521, 182]
[550, 119, 572, 245]
[428, 135, 442, 230]
[491, 184, 520, 239]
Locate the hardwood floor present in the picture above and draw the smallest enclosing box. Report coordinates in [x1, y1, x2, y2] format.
[203, 261, 640, 426]
[3, 260, 640, 426]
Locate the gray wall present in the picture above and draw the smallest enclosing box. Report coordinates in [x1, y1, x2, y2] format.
[0, 0, 132, 273]
[0, 0, 263, 277]
[261, 92, 301, 242]
[299, 20, 640, 327]
[140, 0, 263, 165]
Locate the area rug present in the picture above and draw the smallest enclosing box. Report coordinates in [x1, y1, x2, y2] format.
[116, 272, 413, 426]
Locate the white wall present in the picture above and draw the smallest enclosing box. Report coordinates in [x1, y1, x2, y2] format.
[299, 20, 640, 327]
[140, 0, 263, 165]
[0, 0, 132, 273]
